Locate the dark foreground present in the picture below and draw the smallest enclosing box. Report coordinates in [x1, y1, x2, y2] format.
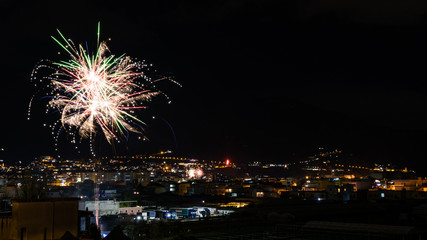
[120, 198, 427, 240]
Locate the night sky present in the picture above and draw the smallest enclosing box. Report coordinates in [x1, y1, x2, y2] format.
[2, 1, 427, 173]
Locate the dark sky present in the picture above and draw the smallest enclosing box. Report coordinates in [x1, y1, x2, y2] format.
[2, 1, 427, 173]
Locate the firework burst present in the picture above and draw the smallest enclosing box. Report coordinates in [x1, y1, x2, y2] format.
[29, 23, 178, 155]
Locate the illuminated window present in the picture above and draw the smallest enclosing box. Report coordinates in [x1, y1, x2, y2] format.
[381, 193, 385, 198]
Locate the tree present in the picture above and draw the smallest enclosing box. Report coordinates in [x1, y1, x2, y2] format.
[104, 225, 130, 240]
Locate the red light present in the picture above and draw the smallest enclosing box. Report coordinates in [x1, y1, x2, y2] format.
[225, 159, 230, 166]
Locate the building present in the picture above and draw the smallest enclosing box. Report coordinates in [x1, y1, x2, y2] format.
[0, 198, 79, 240]
[389, 178, 427, 191]
[118, 206, 143, 215]
[79, 200, 119, 216]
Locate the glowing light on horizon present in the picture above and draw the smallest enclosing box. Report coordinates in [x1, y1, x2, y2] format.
[225, 159, 230, 166]
[187, 168, 204, 179]
[188, 168, 196, 178]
